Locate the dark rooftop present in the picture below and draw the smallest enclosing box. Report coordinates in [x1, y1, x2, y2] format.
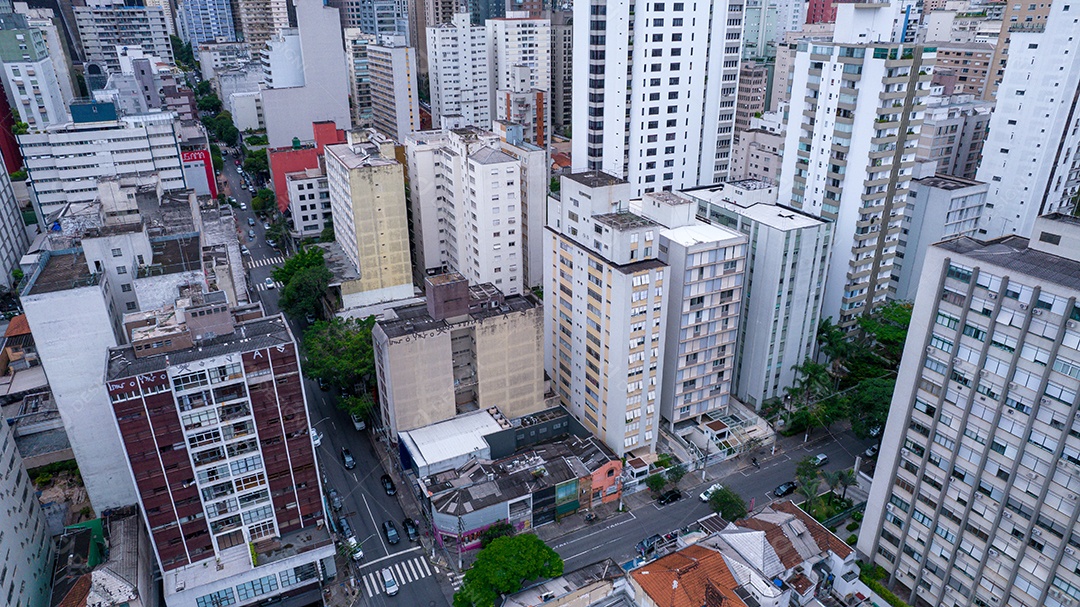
[914, 173, 983, 191]
[1043, 212, 1080, 227]
[593, 211, 659, 231]
[935, 235, 1080, 291]
[106, 315, 294, 380]
[137, 235, 203, 278]
[565, 171, 627, 188]
[378, 292, 538, 339]
[24, 251, 99, 296]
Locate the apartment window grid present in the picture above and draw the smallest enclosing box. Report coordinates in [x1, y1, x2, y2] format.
[877, 262, 1080, 607]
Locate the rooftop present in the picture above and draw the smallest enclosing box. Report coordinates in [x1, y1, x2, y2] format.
[935, 234, 1080, 292]
[593, 211, 659, 231]
[733, 501, 854, 567]
[631, 544, 749, 607]
[378, 292, 538, 339]
[727, 179, 775, 191]
[913, 173, 984, 191]
[566, 171, 627, 188]
[315, 241, 362, 284]
[469, 146, 517, 165]
[503, 559, 625, 607]
[24, 250, 99, 296]
[397, 409, 508, 472]
[137, 235, 203, 278]
[106, 315, 294, 380]
[661, 224, 745, 248]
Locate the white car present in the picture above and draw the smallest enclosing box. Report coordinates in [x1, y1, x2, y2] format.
[346, 536, 363, 561]
[264, 277, 275, 289]
[311, 429, 322, 447]
[699, 483, 724, 502]
[239, 202, 247, 210]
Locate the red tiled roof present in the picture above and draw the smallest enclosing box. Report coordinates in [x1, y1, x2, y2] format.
[772, 500, 854, 559]
[54, 574, 91, 607]
[789, 572, 813, 594]
[631, 545, 748, 607]
[552, 152, 572, 168]
[627, 457, 648, 470]
[736, 516, 803, 569]
[4, 314, 30, 337]
[705, 420, 729, 432]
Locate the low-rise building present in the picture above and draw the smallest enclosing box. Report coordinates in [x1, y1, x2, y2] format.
[372, 273, 545, 438]
[266, 121, 347, 234]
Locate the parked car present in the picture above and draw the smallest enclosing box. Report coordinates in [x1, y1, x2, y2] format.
[382, 520, 400, 544]
[774, 481, 798, 497]
[658, 489, 682, 505]
[811, 453, 829, 467]
[863, 444, 880, 459]
[247, 217, 255, 226]
[346, 536, 363, 561]
[380, 567, 399, 596]
[403, 518, 419, 541]
[240, 245, 250, 255]
[327, 488, 343, 512]
[247, 229, 256, 239]
[351, 412, 366, 431]
[338, 517, 353, 538]
[263, 222, 271, 230]
[699, 483, 724, 503]
[311, 428, 322, 447]
[636, 534, 663, 554]
[263, 277, 275, 289]
[381, 474, 397, 496]
[239, 202, 247, 210]
[341, 448, 356, 470]
[868, 425, 883, 438]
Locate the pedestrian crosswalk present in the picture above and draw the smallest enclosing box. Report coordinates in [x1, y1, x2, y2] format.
[360, 556, 434, 597]
[255, 280, 284, 291]
[449, 571, 465, 591]
[247, 255, 284, 269]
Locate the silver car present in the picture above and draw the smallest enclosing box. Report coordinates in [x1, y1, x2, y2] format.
[380, 567, 399, 596]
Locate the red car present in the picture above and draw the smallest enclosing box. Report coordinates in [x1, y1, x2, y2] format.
[234, 159, 241, 166]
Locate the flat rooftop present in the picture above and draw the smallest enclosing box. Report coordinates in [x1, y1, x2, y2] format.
[566, 171, 627, 188]
[378, 292, 538, 339]
[470, 147, 517, 165]
[315, 241, 361, 284]
[24, 251, 99, 296]
[325, 140, 398, 169]
[106, 315, 294, 380]
[398, 409, 507, 470]
[727, 179, 775, 191]
[503, 560, 624, 607]
[935, 235, 1080, 292]
[594, 211, 659, 231]
[661, 223, 744, 248]
[914, 174, 984, 191]
[137, 236, 203, 278]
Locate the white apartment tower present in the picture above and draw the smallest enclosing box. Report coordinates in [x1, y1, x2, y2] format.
[861, 213, 1080, 607]
[571, 0, 744, 194]
[0, 150, 27, 291]
[545, 172, 668, 455]
[489, 11, 550, 146]
[427, 13, 491, 130]
[344, 29, 374, 127]
[0, 14, 69, 129]
[74, 1, 173, 73]
[368, 36, 421, 142]
[778, 3, 933, 330]
[0, 419, 54, 607]
[976, 1, 1080, 239]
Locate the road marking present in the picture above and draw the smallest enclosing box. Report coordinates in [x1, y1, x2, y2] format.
[364, 572, 381, 597]
[255, 281, 284, 291]
[420, 558, 432, 576]
[353, 472, 358, 482]
[408, 559, 421, 579]
[355, 545, 422, 569]
[551, 511, 637, 549]
[362, 494, 388, 554]
[565, 534, 631, 562]
[362, 573, 375, 597]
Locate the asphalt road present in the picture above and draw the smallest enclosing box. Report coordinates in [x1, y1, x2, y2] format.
[552, 428, 877, 569]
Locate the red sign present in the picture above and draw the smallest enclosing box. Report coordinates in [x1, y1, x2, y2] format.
[181, 148, 217, 198]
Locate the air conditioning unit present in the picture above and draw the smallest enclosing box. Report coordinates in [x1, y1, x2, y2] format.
[1068, 547, 1076, 555]
[988, 293, 997, 300]
[1042, 397, 1051, 405]
[1033, 309, 1043, 316]
[1007, 408, 1015, 415]
[1029, 471, 1038, 479]
[1068, 321, 1076, 329]
[1004, 511, 1012, 519]
[980, 369, 988, 376]
[989, 549, 999, 558]
[927, 346, 933, 353]
[1009, 383, 1017, 389]
[1020, 303, 1029, 310]
[1034, 529, 1042, 536]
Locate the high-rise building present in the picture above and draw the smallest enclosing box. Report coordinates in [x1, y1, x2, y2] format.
[261, 0, 352, 148]
[778, 3, 932, 330]
[0, 413, 53, 607]
[494, 63, 549, 147]
[687, 180, 831, 410]
[344, 29, 375, 127]
[805, 0, 837, 24]
[424, 0, 462, 30]
[466, 0, 503, 25]
[404, 124, 546, 291]
[488, 11, 550, 94]
[985, 0, 1052, 100]
[915, 87, 992, 181]
[930, 42, 992, 98]
[550, 8, 572, 136]
[74, 2, 173, 74]
[236, 0, 289, 49]
[742, 0, 778, 60]
[730, 121, 783, 183]
[975, 2, 1080, 239]
[0, 149, 26, 292]
[372, 273, 545, 437]
[144, 0, 177, 36]
[104, 304, 335, 607]
[325, 129, 414, 307]
[571, 0, 744, 194]
[14, 3, 77, 110]
[0, 13, 69, 129]
[427, 13, 491, 130]
[177, 0, 237, 44]
[367, 36, 421, 142]
[735, 61, 768, 135]
[860, 213, 1080, 607]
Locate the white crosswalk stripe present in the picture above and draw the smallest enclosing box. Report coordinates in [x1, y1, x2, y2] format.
[246, 256, 284, 269]
[255, 281, 284, 292]
[361, 556, 435, 597]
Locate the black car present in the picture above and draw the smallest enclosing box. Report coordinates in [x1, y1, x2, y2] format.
[774, 481, 798, 497]
[402, 518, 419, 541]
[658, 489, 682, 505]
[338, 517, 353, 538]
[341, 448, 356, 470]
[381, 474, 397, 496]
[383, 520, 400, 544]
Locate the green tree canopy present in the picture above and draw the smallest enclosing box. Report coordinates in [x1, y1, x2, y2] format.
[272, 246, 323, 285]
[707, 486, 747, 521]
[795, 456, 820, 485]
[453, 534, 564, 607]
[278, 264, 331, 319]
[170, 35, 195, 68]
[197, 94, 222, 113]
[302, 316, 376, 393]
[244, 149, 269, 176]
[645, 473, 666, 495]
[320, 224, 335, 242]
[195, 80, 212, 97]
[479, 521, 515, 549]
[857, 300, 913, 367]
[340, 393, 375, 420]
[666, 464, 686, 485]
[847, 377, 896, 438]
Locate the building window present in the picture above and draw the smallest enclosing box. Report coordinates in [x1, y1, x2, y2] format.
[125, 302, 137, 311]
[121, 283, 132, 292]
[111, 248, 122, 257]
[116, 265, 127, 274]
[196, 589, 236, 607]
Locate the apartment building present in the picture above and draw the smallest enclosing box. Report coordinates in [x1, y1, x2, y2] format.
[0, 149, 28, 291]
[427, 13, 491, 130]
[778, 3, 933, 330]
[985, 0, 1052, 100]
[105, 304, 334, 607]
[261, 0, 352, 148]
[742, 0, 778, 61]
[571, 0, 744, 193]
[550, 9, 572, 137]
[235, 0, 289, 49]
[18, 104, 186, 220]
[372, 273, 545, 437]
[930, 42, 992, 98]
[976, 2, 1080, 239]
[14, 3, 77, 108]
[198, 41, 250, 81]
[735, 61, 768, 135]
[0, 13, 69, 129]
[325, 129, 414, 307]
[177, 0, 237, 44]
[489, 12, 550, 142]
[404, 125, 546, 291]
[494, 64, 549, 147]
[861, 213, 1080, 607]
[344, 29, 374, 127]
[806, 0, 837, 24]
[368, 37, 421, 142]
[731, 126, 783, 183]
[0, 413, 53, 607]
[74, 2, 172, 73]
[688, 180, 830, 410]
[916, 88, 992, 181]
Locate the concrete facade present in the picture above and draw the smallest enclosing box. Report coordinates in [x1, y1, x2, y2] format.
[74, 4, 173, 73]
[236, 0, 289, 48]
[0, 417, 53, 607]
[0, 14, 69, 129]
[177, 0, 237, 44]
[0, 149, 28, 291]
[368, 38, 421, 143]
[344, 29, 374, 128]
[427, 13, 491, 130]
[731, 127, 783, 183]
[550, 8, 572, 136]
[915, 88, 992, 181]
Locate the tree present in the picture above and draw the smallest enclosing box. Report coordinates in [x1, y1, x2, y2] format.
[847, 377, 896, 438]
[209, 143, 224, 171]
[666, 464, 687, 486]
[708, 486, 748, 520]
[244, 149, 269, 176]
[340, 393, 375, 420]
[278, 264, 331, 319]
[454, 534, 563, 607]
[795, 457, 820, 485]
[320, 224, 335, 242]
[195, 80, 212, 97]
[170, 35, 196, 68]
[197, 94, 222, 113]
[302, 316, 377, 393]
[272, 246, 324, 285]
[797, 476, 820, 510]
[479, 521, 514, 548]
[251, 188, 277, 214]
[645, 473, 666, 495]
[837, 468, 858, 501]
[821, 470, 842, 498]
[11, 121, 28, 135]
[858, 300, 913, 366]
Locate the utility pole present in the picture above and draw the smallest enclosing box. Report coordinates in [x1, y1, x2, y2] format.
[701, 435, 710, 481]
